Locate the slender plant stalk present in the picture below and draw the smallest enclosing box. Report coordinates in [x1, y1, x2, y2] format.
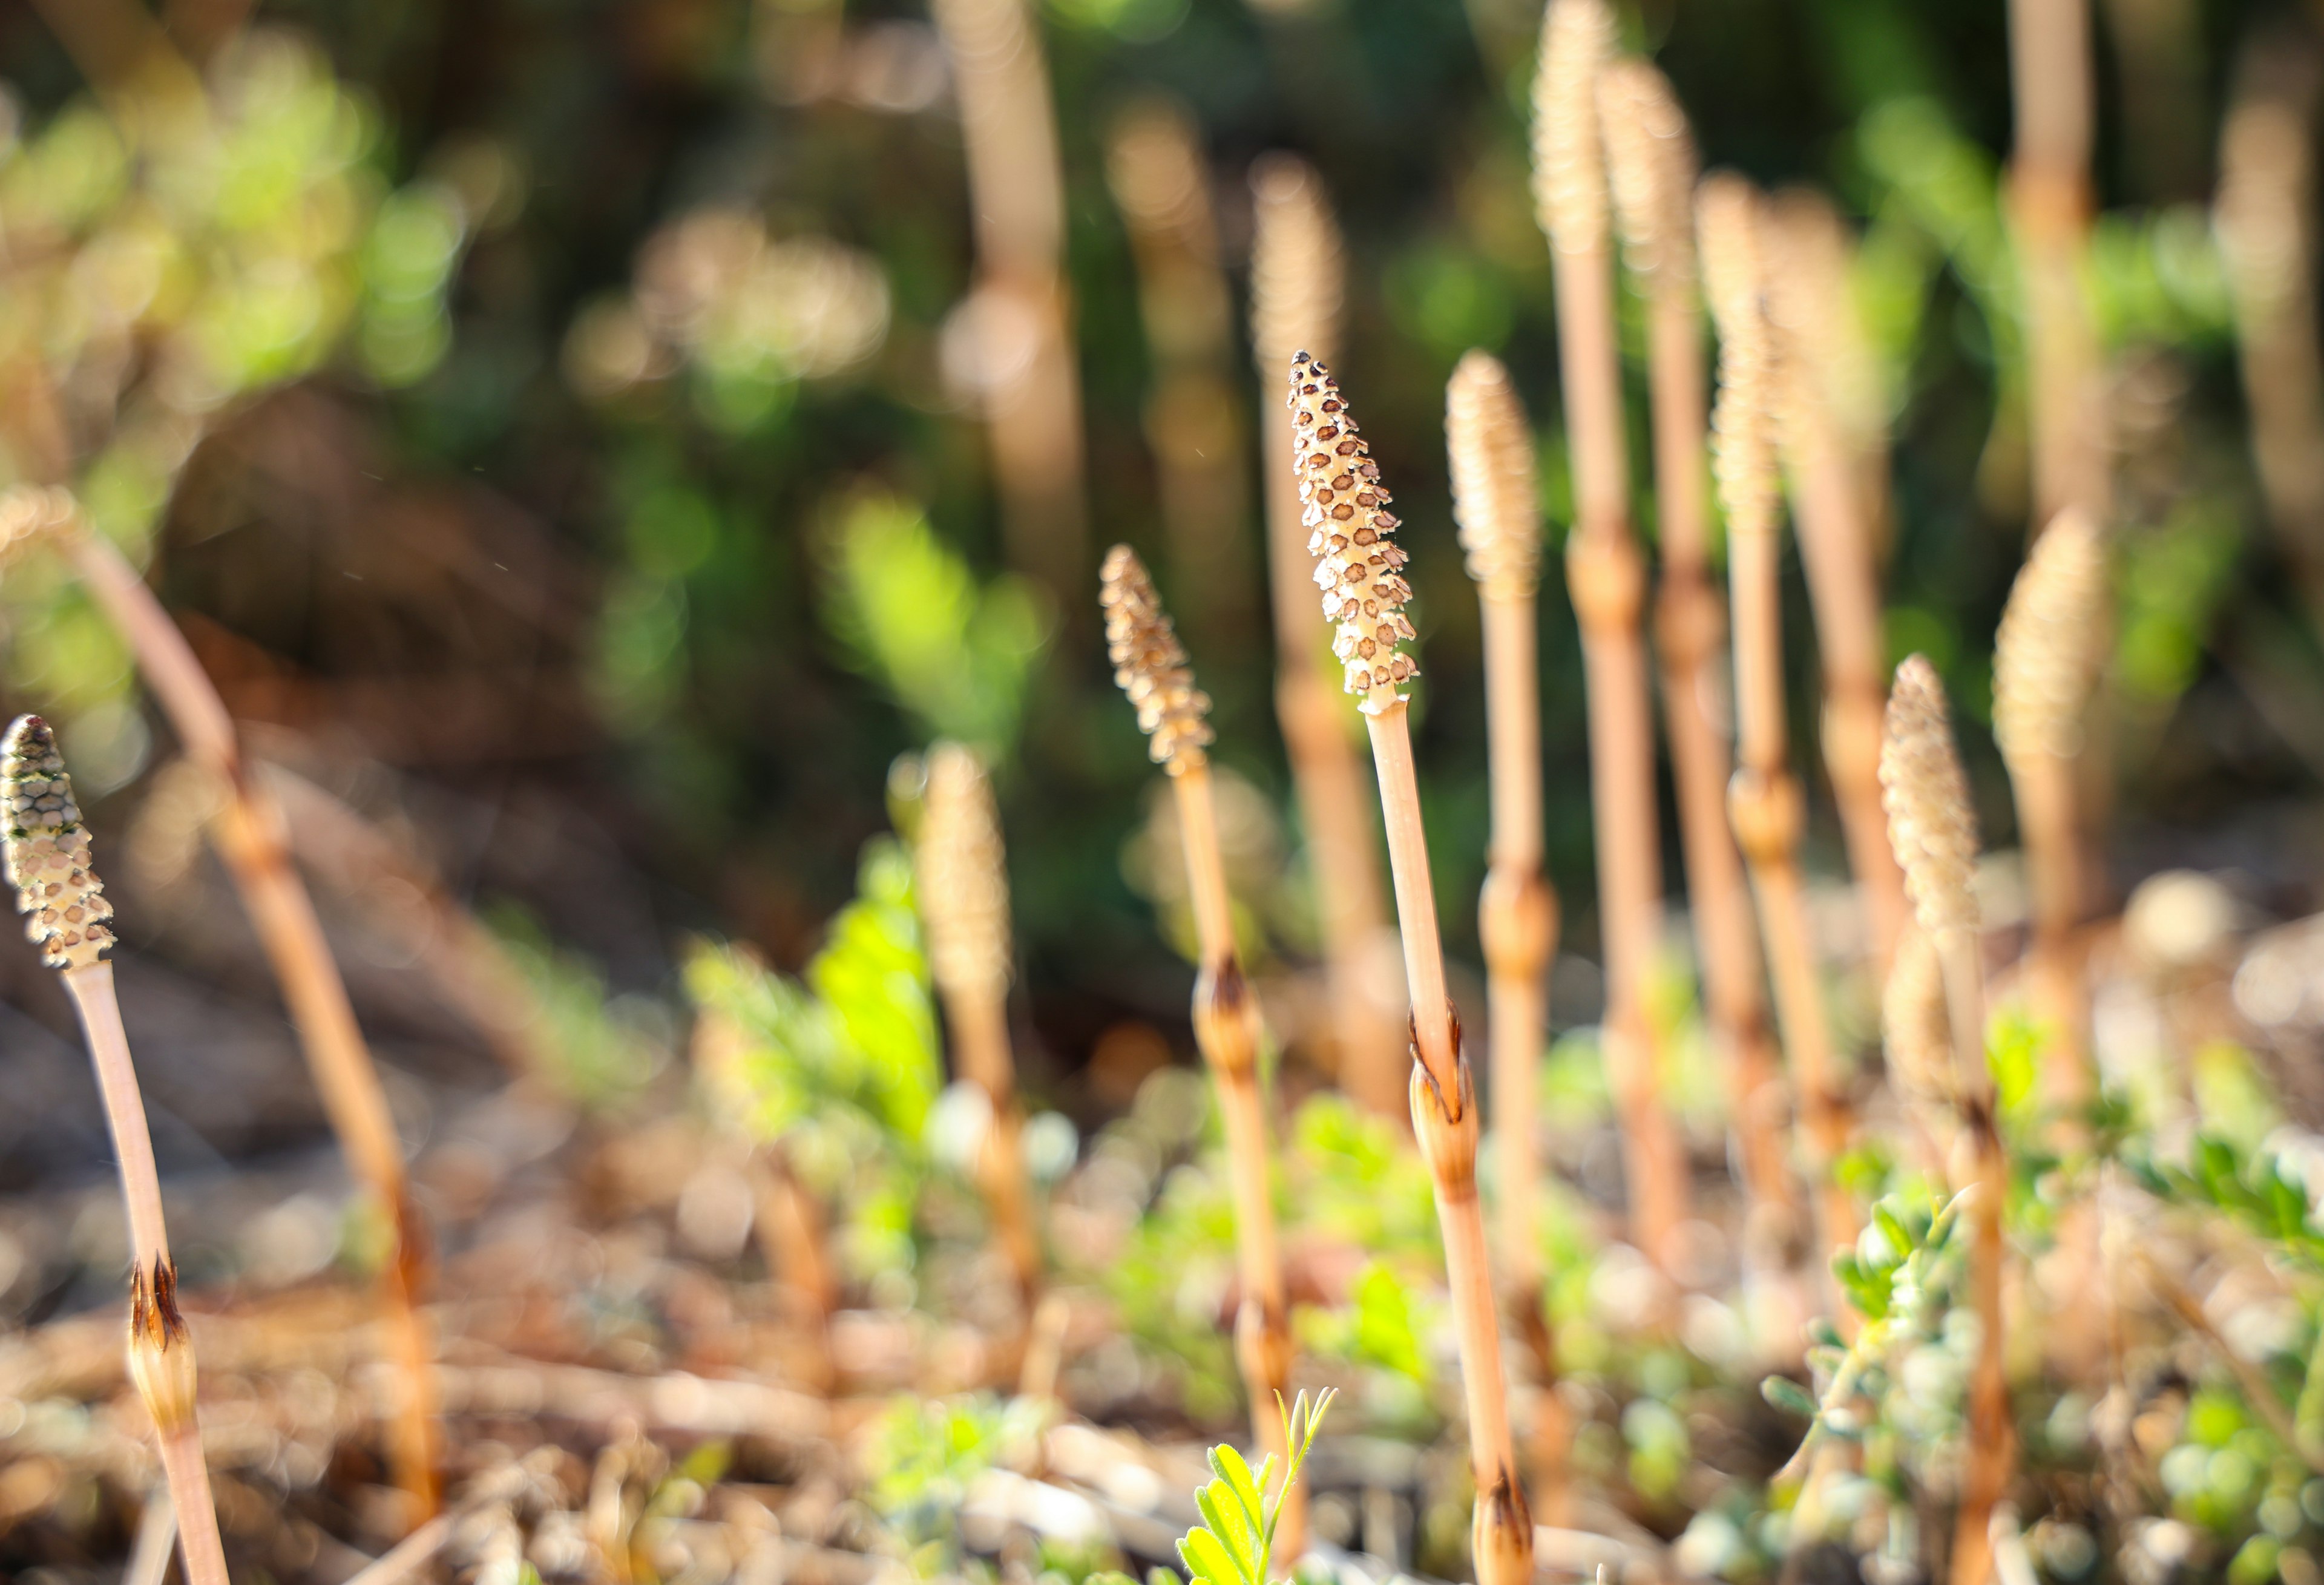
[1697, 180, 1862, 1286]
[918, 742, 1043, 1305]
[1445, 351, 1570, 1522]
[1992, 510, 2109, 1108]
[1597, 59, 1795, 1227]
[263, 759, 562, 1086]
[689, 994, 842, 1380]
[1882, 924, 1958, 1174]
[0, 486, 438, 1515]
[2007, 0, 2111, 533]
[1099, 544, 1302, 1557]
[1249, 156, 1407, 1123]
[1532, 0, 1690, 1267]
[2217, 50, 2324, 625]
[1289, 352, 1532, 1585]
[1879, 657, 2013, 1585]
[1108, 103, 1257, 656]
[4, 715, 229, 1585]
[927, 0, 1086, 596]
[1762, 194, 1911, 973]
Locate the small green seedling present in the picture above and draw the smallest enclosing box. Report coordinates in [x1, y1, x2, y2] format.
[1171, 1388, 1336, 1585]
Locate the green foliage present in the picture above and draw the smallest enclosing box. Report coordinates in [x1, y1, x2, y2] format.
[1767, 1192, 1967, 1499]
[683, 836, 939, 1143]
[1170, 1390, 1337, 1585]
[2134, 1135, 2324, 1268]
[820, 494, 1054, 755]
[864, 1393, 1051, 1550]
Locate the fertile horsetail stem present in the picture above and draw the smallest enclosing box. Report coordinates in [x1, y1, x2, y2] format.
[1446, 350, 1568, 1520]
[1698, 177, 1861, 1288]
[0, 486, 438, 1515]
[1879, 657, 2014, 1585]
[1250, 156, 1406, 1122]
[1598, 58, 1796, 1232]
[918, 742, 1043, 1304]
[1532, 0, 1690, 1267]
[5, 715, 229, 1585]
[1100, 543, 1302, 1557]
[1993, 510, 2109, 1103]
[1292, 352, 1532, 1585]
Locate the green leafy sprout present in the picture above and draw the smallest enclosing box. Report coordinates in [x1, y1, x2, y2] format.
[1173, 1388, 1337, 1585]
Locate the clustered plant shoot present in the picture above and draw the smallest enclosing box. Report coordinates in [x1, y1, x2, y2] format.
[1, 2, 2321, 1585]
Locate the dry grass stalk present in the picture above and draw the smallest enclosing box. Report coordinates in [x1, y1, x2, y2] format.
[1762, 194, 1911, 971]
[1445, 350, 1569, 1520]
[1597, 58, 1794, 1226]
[2217, 53, 2324, 619]
[1879, 656, 2013, 1585]
[1249, 155, 1407, 1122]
[1098, 543, 1302, 1555]
[1698, 177, 1861, 1282]
[1107, 102, 1256, 652]
[917, 741, 1043, 1305]
[1993, 509, 2109, 1101]
[2007, 0, 2111, 532]
[5, 714, 229, 1585]
[928, 0, 1086, 594]
[0, 485, 439, 1516]
[1290, 352, 1532, 1585]
[1532, 0, 1690, 1267]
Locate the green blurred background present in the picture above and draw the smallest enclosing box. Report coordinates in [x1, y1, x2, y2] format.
[0, 0, 2311, 1180]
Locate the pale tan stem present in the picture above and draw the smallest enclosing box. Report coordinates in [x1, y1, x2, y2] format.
[2219, 69, 2324, 618]
[156, 1430, 229, 1585]
[1109, 106, 1254, 652]
[1551, 235, 1629, 539]
[1727, 515, 1860, 1284]
[2007, 0, 2111, 531]
[1173, 765, 1300, 1552]
[1933, 928, 2012, 1585]
[1480, 594, 1543, 871]
[1366, 697, 1532, 1585]
[1263, 399, 1405, 1121]
[1569, 528, 1689, 1265]
[1364, 703, 1454, 1095]
[929, 0, 1086, 594]
[1787, 410, 1909, 971]
[943, 984, 1043, 1302]
[1477, 588, 1564, 1524]
[2009, 750, 2093, 1101]
[762, 1146, 841, 1324]
[1554, 200, 1689, 1263]
[63, 962, 169, 1270]
[59, 525, 438, 1516]
[56, 965, 229, 1585]
[1410, 1057, 1534, 1585]
[1741, 833, 1859, 1273]
[1643, 276, 1793, 1219]
[265, 762, 557, 1085]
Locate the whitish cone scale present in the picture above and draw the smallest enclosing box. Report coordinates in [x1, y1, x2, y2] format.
[1879, 655, 1981, 937]
[1288, 350, 1418, 712]
[5, 715, 115, 970]
[1099, 545, 1215, 772]
[919, 744, 1014, 1001]
[1446, 350, 1542, 593]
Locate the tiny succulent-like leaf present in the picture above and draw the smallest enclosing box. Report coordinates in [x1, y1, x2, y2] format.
[1764, 1376, 1818, 1418]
